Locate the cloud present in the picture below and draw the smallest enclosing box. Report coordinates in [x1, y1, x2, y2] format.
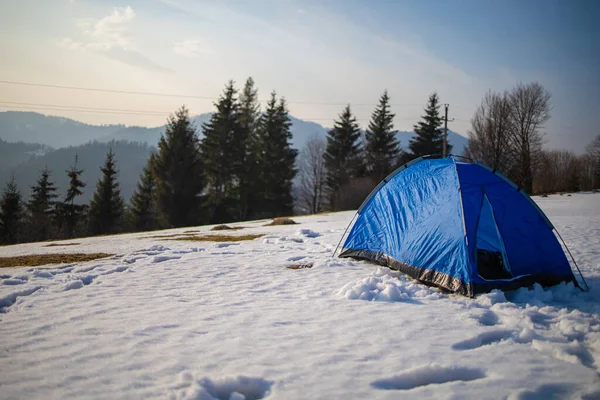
[102, 47, 172, 74]
[57, 37, 83, 51]
[71, 6, 135, 50]
[59, 6, 170, 73]
[173, 39, 215, 58]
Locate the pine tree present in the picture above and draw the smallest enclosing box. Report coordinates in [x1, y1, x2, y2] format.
[200, 81, 243, 223]
[0, 175, 24, 244]
[237, 77, 261, 220]
[56, 156, 87, 238]
[256, 93, 298, 217]
[152, 106, 204, 228]
[364, 90, 400, 182]
[129, 159, 158, 231]
[26, 167, 59, 242]
[323, 105, 362, 209]
[89, 149, 124, 235]
[409, 92, 450, 158]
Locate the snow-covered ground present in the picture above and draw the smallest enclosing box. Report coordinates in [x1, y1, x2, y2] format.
[1, 193, 599, 399]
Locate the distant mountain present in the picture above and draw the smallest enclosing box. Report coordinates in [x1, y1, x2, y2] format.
[0, 111, 468, 156]
[396, 130, 468, 156]
[100, 113, 467, 154]
[0, 112, 124, 148]
[0, 111, 331, 151]
[99, 113, 329, 151]
[0, 140, 153, 203]
[97, 125, 164, 146]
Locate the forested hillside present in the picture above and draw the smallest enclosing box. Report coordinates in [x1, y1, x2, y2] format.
[0, 138, 52, 170]
[0, 140, 153, 203]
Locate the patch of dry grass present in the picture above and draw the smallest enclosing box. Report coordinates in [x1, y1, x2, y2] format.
[0, 253, 114, 268]
[211, 225, 246, 231]
[168, 234, 264, 243]
[142, 232, 198, 239]
[286, 263, 314, 270]
[44, 242, 81, 247]
[264, 217, 298, 226]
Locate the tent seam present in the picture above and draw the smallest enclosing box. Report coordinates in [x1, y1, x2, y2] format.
[452, 157, 473, 297]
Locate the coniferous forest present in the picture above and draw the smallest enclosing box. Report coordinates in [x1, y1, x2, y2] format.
[1, 78, 599, 245]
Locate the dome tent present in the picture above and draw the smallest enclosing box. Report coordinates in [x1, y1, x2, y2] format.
[338, 155, 580, 297]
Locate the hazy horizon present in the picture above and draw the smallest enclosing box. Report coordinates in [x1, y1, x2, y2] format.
[1, 0, 598, 152]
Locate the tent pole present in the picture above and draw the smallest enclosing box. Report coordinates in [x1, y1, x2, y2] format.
[555, 229, 590, 292]
[333, 212, 358, 257]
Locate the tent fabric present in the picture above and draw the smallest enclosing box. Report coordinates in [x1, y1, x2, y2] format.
[339, 156, 577, 297]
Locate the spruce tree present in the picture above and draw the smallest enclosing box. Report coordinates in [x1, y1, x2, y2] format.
[89, 149, 124, 235]
[323, 105, 362, 209]
[129, 160, 158, 231]
[409, 92, 450, 158]
[152, 106, 204, 228]
[237, 77, 261, 220]
[27, 167, 58, 242]
[364, 90, 400, 182]
[0, 175, 24, 244]
[200, 81, 243, 223]
[256, 93, 298, 217]
[57, 156, 87, 238]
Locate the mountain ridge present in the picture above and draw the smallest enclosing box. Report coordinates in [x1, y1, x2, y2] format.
[0, 111, 468, 154]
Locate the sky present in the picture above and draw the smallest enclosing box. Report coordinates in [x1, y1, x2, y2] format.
[0, 0, 598, 152]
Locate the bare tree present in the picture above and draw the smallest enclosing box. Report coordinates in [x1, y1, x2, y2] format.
[579, 154, 597, 191]
[588, 135, 600, 160]
[534, 150, 580, 194]
[586, 134, 600, 189]
[297, 135, 327, 214]
[466, 90, 513, 172]
[507, 82, 552, 193]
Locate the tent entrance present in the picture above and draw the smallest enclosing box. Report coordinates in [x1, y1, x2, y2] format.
[475, 194, 512, 281]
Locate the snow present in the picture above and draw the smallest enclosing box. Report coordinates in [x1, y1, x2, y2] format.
[0, 192, 599, 399]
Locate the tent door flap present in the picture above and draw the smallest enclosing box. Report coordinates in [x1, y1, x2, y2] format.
[475, 193, 513, 281]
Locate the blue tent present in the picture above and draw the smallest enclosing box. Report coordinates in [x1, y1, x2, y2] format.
[339, 156, 578, 297]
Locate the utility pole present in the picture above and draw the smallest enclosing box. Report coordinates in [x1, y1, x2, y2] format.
[442, 104, 453, 157]
[443, 104, 449, 157]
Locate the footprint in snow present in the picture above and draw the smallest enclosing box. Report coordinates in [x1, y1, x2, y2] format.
[123, 255, 148, 264]
[32, 270, 53, 278]
[173, 374, 273, 400]
[507, 383, 578, 400]
[531, 339, 596, 369]
[1, 278, 27, 285]
[0, 286, 44, 312]
[151, 255, 182, 263]
[100, 266, 129, 275]
[73, 265, 99, 273]
[371, 364, 486, 390]
[214, 243, 240, 248]
[451, 329, 515, 350]
[64, 274, 98, 291]
[296, 229, 321, 238]
[135, 244, 171, 256]
[470, 309, 500, 326]
[287, 256, 307, 262]
[171, 248, 205, 254]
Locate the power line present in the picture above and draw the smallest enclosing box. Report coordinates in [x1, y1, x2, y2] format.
[0, 80, 442, 108]
[0, 80, 216, 101]
[0, 101, 168, 116]
[0, 100, 423, 123]
[0, 104, 168, 118]
[0, 104, 169, 118]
